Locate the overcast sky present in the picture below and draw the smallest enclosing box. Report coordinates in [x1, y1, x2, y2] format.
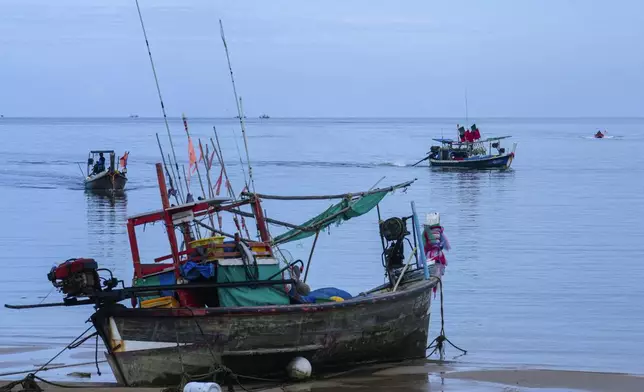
[0, 0, 642, 117]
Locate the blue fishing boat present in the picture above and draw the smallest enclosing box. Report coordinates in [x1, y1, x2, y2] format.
[425, 136, 517, 170]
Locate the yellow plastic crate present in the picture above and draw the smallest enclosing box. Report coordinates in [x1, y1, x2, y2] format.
[189, 236, 225, 248]
[189, 236, 225, 261]
[140, 296, 179, 309]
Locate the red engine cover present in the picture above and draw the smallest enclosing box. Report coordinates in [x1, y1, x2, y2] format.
[50, 258, 98, 280]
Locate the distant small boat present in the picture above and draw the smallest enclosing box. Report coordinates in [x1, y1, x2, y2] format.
[84, 150, 129, 191]
[594, 130, 606, 139]
[129, 114, 139, 118]
[259, 114, 270, 119]
[233, 115, 247, 119]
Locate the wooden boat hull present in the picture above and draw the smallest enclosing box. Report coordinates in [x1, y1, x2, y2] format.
[91, 278, 437, 387]
[430, 152, 514, 170]
[84, 172, 128, 191]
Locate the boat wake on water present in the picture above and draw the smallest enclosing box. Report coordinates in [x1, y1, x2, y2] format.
[247, 159, 412, 169]
[582, 135, 618, 139]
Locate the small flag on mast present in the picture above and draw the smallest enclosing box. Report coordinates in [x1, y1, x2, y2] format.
[214, 168, 224, 196]
[119, 151, 129, 169]
[188, 137, 197, 173]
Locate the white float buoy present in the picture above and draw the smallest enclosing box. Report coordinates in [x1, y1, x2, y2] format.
[183, 381, 222, 392]
[286, 356, 312, 380]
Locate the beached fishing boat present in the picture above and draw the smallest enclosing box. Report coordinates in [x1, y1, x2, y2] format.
[2, 9, 449, 387]
[6, 163, 451, 387]
[423, 136, 516, 170]
[84, 150, 129, 191]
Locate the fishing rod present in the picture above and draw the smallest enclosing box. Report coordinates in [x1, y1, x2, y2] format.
[182, 114, 208, 201]
[133, 0, 186, 200]
[76, 163, 86, 178]
[182, 114, 216, 231]
[199, 139, 222, 230]
[465, 88, 469, 127]
[212, 127, 238, 199]
[211, 128, 252, 239]
[156, 133, 182, 204]
[219, 19, 255, 194]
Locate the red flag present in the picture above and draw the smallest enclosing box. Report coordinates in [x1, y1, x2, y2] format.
[197, 146, 204, 166]
[214, 168, 224, 196]
[119, 151, 129, 169]
[188, 137, 197, 173]
[207, 151, 216, 170]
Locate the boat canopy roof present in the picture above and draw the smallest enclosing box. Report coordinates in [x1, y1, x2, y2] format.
[479, 136, 512, 142]
[90, 150, 115, 154]
[432, 138, 456, 144]
[270, 180, 415, 245]
[127, 196, 232, 226]
[432, 136, 512, 145]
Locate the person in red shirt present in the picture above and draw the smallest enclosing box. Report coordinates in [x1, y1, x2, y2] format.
[464, 128, 473, 143]
[457, 125, 466, 142]
[472, 124, 481, 141]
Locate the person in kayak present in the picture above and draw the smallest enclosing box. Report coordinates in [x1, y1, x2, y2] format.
[595, 130, 604, 138]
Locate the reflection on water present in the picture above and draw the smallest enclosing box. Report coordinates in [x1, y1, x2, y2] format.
[85, 190, 127, 260]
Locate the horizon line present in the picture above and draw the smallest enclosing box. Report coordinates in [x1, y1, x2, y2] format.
[2, 115, 644, 120]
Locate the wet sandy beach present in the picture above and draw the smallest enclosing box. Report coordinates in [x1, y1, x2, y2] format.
[4, 361, 644, 392]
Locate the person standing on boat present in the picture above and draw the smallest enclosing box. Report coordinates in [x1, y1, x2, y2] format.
[98, 153, 106, 171]
[472, 124, 481, 141]
[464, 128, 474, 143]
[458, 125, 466, 142]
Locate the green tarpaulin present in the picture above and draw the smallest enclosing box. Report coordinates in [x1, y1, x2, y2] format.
[273, 190, 388, 244]
[217, 264, 290, 307]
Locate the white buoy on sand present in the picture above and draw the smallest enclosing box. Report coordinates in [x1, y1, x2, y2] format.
[183, 381, 222, 392]
[286, 356, 312, 380]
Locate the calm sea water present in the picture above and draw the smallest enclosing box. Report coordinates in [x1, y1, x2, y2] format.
[0, 117, 643, 383]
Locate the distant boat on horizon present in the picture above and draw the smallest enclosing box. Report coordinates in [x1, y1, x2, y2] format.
[259, 114, 270, 119]
[129, 114, 139, 118]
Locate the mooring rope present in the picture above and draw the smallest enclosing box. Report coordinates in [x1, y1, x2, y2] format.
[0, 325, 99, 392]
[426, 277, 467, 359]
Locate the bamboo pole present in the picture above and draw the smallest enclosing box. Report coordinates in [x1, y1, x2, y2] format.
[199, 138, 221, 231]
[182, 114, 208, 201]
[156, 133, 182, 204]
[242, 179, 416, 201]
[303, 231, 320, 283]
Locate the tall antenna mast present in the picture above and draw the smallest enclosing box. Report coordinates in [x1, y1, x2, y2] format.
[219, 19, 256, 194]
[465, 88, 469, 127]
[134, 0, 185, 200]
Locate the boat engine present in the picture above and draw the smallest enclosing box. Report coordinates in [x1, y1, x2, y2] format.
[380, 216, 411, 270]
[429, 145, 441, 160]
[47, 258, 101, 298]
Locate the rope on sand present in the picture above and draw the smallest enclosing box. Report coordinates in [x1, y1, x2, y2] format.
[0, 325, 101, 392]
[0, 360, 108, 378]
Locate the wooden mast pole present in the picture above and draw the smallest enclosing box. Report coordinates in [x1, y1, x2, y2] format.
[156, 163, 181, 278]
